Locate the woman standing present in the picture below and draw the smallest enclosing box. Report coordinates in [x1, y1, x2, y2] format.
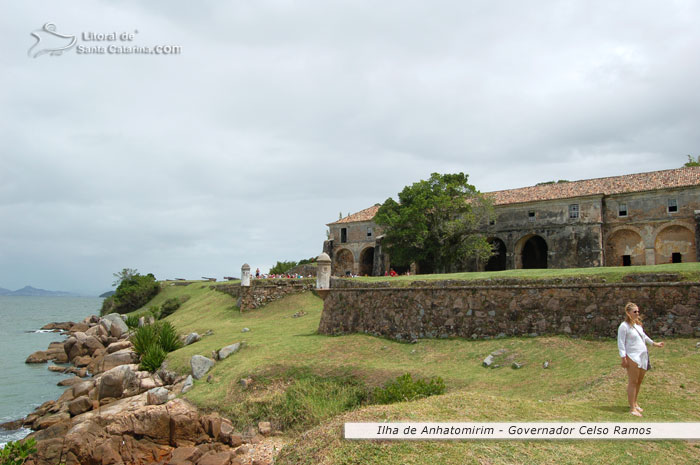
[617, 302, 664, 417]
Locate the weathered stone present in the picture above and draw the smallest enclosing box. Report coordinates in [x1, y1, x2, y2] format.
[185, 333, 201, 346]
[218, 342, 241, 360]
[58, 376, 83, 387]
[102, 313, 129, 339]
[101, 348, 139, 372]
[191, 355, 215, 380]
[482, 355, 494, 367]
[147, 387, 170, 405]
[106, 340, 132, 354]
[197, 451, 232, 465]
[68, 396, 93, 416]
[26, 350, 49, 363]
[73, 355, 92, 367]
[98, 364, 136, 399]
[181, 375, 194, 393]
[73, 380, 94, 398]
[258, 421, 271, 435]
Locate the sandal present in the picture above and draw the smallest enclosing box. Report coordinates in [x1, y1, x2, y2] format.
[635, 405, 644, 412]
[630, 410, 642, 417]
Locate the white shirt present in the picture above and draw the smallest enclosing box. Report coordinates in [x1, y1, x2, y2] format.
[617, 321, 654, 369]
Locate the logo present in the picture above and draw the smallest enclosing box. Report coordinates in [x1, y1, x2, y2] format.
[28, 23, 77, 58]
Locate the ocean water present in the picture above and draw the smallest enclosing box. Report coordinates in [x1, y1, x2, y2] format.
[0, 296, 103, 445]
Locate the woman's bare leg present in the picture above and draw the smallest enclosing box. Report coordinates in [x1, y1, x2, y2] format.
[635, 368, 646, 411]
[625, 358, 642, 416]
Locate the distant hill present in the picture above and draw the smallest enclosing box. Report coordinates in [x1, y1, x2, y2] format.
[0, 285, 77, 297]
[99, 290, 116, 298]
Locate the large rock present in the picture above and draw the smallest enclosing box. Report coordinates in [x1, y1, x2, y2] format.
[102, 313, 129, 339]
[26, 350, 49, 363]
[68, 396, 93, 416]
[218, 343, 242, 360]
[98, 364, 136, 399]
[83, 335, 104, 355]
[100, 348, 139, 372]
[147, 387, 170, 405]
[106, 340, 132, 353]
[191, 355, 215, 380]
[185, 332, 201, 346]
[181, 375, 194, 393]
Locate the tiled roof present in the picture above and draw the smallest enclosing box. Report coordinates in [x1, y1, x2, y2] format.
[328, 167, 700, 222]
[488, 166, 700, 206]
[328, 205, 381, 225]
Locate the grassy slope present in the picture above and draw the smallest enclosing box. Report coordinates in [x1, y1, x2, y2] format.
[353, 262, 700, 285]
[132, 273, 700, 465]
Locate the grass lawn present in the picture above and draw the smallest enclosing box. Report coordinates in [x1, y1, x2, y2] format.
[351, 262, 700, 285]
[130, 275, 700, 465]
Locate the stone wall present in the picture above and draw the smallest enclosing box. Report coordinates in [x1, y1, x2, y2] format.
[318, 277, 700, 341]
[214, 279, 315, 311]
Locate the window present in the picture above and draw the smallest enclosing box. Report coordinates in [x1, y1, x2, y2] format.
[528, 211, 535, 222]
[618, 203, 627, 217]
[340, 228, 347, 243]
[569, 204, 579, 219]
[668, 199, 678, 213]
[622, 255, 631, 266]
[672, 252, 682, 263]
[367, 227, 373, 237]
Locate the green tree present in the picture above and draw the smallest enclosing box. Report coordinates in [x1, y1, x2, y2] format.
[374, 173, 494, 273]
[269, 260, 298, 275]
[684, 155, 700, 167]
[112, 267, 138, 287]
[101, 272, 159, 315]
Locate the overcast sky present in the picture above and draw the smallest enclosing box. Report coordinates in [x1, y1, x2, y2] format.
[1, 0, 699, 295]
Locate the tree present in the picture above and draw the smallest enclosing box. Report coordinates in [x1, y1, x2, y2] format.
[374, 173, 494, 273]
[684, 155, 700, 167]
[101, 271, 159, 315]
[269, 260, 298, 275]
[112, 267, 139, 287]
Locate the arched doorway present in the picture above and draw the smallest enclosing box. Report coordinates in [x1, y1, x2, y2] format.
[485, 238, 507, 271]
[359, 247, 375, 276]
[517, 235, 548, 269]
[334, 249, 354, 276]
[654, 225, 696, 264]
[606, 228, 645, 266]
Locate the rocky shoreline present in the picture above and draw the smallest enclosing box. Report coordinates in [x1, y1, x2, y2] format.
[3, 314, 282, 465]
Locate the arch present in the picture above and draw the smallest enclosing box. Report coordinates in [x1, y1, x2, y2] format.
[334, 248, 355, 276]
[654, 225, 696, 264]
[359, 247, 375, 276]
[485, 237, 507, 271]
[515, 234, 548, 269]
[606, 228, 645, 266]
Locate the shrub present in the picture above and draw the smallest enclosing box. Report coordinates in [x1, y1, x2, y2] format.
[1, 438, 37, 465]
[124, 314, 141, 329]
[140, 343, 167, 372]
[131, 324, 158, 356]
[160, 296, 185, 319]
[157, 321, 183, 353]
[100, 273, 159, 315]
[148, 305, 161, 320]
[371, 373, 445, 404]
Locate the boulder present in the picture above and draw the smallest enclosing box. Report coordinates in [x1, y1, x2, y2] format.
[138, 316, 146, 327]
[258, 421, 271, 436]
[181, 375, 194, 393]
[101, 348, 139, 372]
[58, 376, 83, 387]
[68, 396, 93, 416]
[191, 355, 215, 380]
[482, 355, 494, 367]
[73, 355, 92, 367]
[73, 380, 95, 398]
[83, 335, 105, 355]
[26, 350, 50, 363]
[147, 387, 170, 405]
[197, 451, 233, 465]
[185, 333, 201, 346]
[98, 364, 136, 399]
[106, 340, 132, 354]
[70, 322, 90, 333]
[218, 343, 242, 360]
[169, 446, 201, 465]
[101, 313, 129, 339]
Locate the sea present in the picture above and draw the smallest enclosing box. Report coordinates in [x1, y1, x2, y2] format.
[0, 296, 103, 446]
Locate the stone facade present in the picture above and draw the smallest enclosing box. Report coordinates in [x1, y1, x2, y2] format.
[324, 167, 700, 275]
[213, 279, 315, 311]
[318, 277, 700, 340]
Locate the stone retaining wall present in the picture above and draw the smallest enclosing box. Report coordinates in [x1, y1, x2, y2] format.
[318, 280, 700, 341]
[214, 279, 315, 311]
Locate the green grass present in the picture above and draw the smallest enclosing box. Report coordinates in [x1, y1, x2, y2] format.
[129, 279, 700, 465]
[352, 262, 700, 285]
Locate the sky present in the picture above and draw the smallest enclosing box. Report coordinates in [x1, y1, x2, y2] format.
[1, 0, 699, 295]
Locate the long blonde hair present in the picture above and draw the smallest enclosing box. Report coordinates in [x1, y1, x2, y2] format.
[624, 302, 642, 326]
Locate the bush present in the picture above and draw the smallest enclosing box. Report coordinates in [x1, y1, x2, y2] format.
[157, 321, 183, 352]
[160, 296, 189, 319]
[140, 343, 167, 372]
[148, 305, 161, 320]
[1, 438, 37, 465]
[131, 324, 159, 356]
[100, 273, 159, 315]
[372, 373, 445, 404]
[124, 314, 141, 329]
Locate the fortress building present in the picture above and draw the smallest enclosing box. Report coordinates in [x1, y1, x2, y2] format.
[324, 166, 700, 276]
